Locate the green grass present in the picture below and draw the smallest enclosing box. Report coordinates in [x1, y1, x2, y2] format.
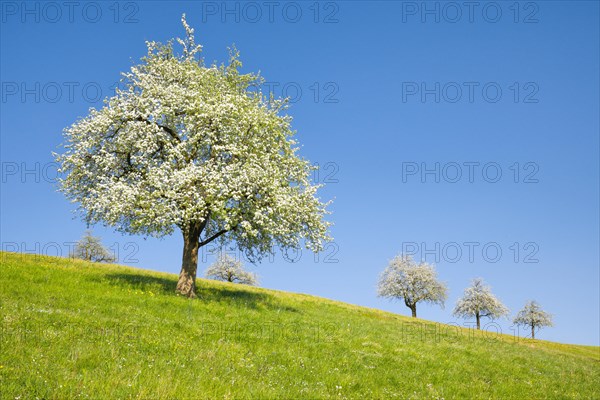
[1, 252, 598, 399]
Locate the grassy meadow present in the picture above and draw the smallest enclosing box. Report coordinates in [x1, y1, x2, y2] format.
[1, 252, 598, 399]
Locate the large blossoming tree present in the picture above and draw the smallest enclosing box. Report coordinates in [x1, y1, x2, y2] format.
[56, 16, 331, 298]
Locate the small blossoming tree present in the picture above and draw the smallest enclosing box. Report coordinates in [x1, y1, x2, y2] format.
[453, 278, 509, 329]
[73, 230, 115, 263]
[56, 16, 331, 298]
[513, 300, 553, 339]
[377, 255, 447, 318]
[205, 254, 258, 285]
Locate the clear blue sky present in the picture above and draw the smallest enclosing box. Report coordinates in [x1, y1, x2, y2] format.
[1, 1, 598, 346]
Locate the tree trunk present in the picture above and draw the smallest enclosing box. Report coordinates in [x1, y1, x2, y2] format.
[531, 324, 535, 339]
[476, 313, 481, 330]
[410, 304, 417, 318]
[176, 222, 203, 298]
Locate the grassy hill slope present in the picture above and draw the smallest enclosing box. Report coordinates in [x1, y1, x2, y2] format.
[1, 252, 598, 399]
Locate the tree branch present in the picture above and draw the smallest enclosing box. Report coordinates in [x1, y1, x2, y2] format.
[199, 225, 237, 247]
[134, 117, 181, 143]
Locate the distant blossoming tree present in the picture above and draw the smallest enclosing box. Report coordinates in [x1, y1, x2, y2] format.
[377, 255, 447, 318]
[73, 230, 115, 263]
[453, 278, 509, 329]
[55, 15, 331, 298]
[205, 253, 258, 285]
[513, 300, 553, 339]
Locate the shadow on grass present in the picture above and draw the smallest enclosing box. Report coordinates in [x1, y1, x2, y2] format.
[103, 272, 176, 294]
[102, 272, 298, 312]
[197, 284, 298, 312]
